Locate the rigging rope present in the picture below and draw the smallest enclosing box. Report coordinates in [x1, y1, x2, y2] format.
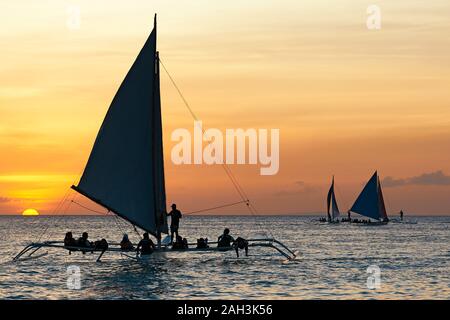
[159, 59, 248, 201]
[71, 199, 141, 238]
[35, 165, 87, 242]
[41, 191, 78, 242]
[71, 200, 109, 215]
[36, 188, 72, 242]
[184, 200, 249, 215]
[159, 58, 272, 238]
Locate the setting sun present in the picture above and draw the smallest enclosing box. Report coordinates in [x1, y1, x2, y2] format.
[22, 208, 39, 216]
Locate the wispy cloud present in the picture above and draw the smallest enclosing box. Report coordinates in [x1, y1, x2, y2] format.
[382, 170, 450, 187]
[274, 181, 319, 196]
[0, 174, 76, 183]
[0, 197, 12, 203]
[0, 196, 31, 203]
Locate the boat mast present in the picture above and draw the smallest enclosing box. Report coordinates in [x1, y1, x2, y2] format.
[153, 13, 162, 244]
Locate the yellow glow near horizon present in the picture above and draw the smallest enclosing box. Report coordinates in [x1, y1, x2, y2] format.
[22, 208, 40, 216]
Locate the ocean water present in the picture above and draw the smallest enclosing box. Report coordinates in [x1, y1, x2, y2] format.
[0, 215, 449, 300]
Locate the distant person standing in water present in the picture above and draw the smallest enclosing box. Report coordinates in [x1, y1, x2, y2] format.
[400, 210, 404, 221]
[167, 203, 182, 244]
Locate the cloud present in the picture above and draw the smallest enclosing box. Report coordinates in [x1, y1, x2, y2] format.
[0, 197, 12, 203]
[273, 190, 298, 197]
[274, 181, 319, 196]
[382, 170, 450, 188]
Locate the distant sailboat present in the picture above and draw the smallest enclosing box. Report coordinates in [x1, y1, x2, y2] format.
[349, 171, 389, 224]
[13, 15, 296, 262]
[326, 176, 340, 222]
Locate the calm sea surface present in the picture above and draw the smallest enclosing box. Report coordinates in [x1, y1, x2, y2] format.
[0, 215, 449, 299]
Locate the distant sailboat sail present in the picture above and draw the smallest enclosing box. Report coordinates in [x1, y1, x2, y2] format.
[72, 15, 168, 236]
[377, 176, 387, 220]
[327, 176, 340, 220]
[350, 171, 388, 221]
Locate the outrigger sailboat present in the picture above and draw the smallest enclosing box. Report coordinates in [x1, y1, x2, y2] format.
[327, 176, 340, 222]
[348, 171, 389, 225]
[13, 15, 296, 262]
[320, 176, 341, 223]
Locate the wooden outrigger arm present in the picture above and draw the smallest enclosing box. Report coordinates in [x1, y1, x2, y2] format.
[13, 238, 297, 262]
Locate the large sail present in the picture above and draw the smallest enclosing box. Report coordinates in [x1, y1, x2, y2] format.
[350, 171, 381, 220]
[72, 16, 167, 236]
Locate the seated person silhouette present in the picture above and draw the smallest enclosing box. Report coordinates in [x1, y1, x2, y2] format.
[196, 237, 209, 249]
[64, 232, 77, 254]
[217, 228, 234, 250]
[77, 232, 93, 254]
[120, 234, 134, 251]
[93, 238, 109, 253]
[172, 235, 188, 250]
[136, 232, 155, 255]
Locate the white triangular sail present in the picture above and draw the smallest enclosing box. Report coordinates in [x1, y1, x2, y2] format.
[327, 176, 340, 220]
[72, 16, 168, 236]
[331, 192, 340, 219]
[350, 171, 387, 221]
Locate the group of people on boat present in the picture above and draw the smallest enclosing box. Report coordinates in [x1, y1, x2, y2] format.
[320, 209, 402, 224]
[62, 203, 249, 258]
[64, 231, 108, 254]
[320, 217, 390, 224]
[218, 228, 249, 257]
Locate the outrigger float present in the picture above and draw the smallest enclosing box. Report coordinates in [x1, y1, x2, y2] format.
[13, 15, 296, 263]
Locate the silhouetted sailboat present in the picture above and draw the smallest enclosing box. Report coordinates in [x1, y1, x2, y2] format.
[326, 176, 340, 222]
[349, 171, 389, 224]
[13, 15, 296, 262]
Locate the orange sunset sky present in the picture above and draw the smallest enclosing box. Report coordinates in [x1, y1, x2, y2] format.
[1, 1, 450, 215]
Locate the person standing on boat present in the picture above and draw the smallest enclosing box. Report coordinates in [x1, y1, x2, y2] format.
[136, 232, 155, 255]
[167, 203, 182, 244]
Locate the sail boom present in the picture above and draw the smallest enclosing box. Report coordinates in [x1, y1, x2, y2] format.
[71, 185, 157, 237]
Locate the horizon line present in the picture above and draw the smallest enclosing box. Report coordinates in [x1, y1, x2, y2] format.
[1, 213, 450, 217]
